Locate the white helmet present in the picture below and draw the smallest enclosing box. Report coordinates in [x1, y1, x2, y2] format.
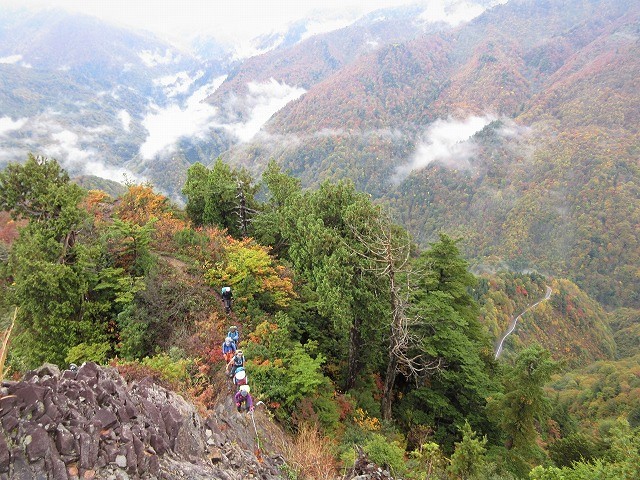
[235, 370, 246, 380]
[225, 337, 232, 343]
[239, 385, 250, 396]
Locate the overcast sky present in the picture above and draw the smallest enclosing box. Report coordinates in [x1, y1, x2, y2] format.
[3, 0, 431, 47]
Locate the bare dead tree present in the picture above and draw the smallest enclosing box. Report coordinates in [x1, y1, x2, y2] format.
[346, 208, 441, 420]
[235, 181, 258, 238]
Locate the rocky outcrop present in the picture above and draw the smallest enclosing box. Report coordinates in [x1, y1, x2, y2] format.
[0, 362, 283, 479]
[345, 448, 397, 480]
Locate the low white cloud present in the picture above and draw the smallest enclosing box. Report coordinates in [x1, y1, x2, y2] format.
[138, 76, 226, 159]
[138, 49, 181, 67]
[220, 78, 306, 143]
[0, 54, 31, 68]
[0, 116, 28, 135]
[153, 70, 204, 97]
[496, 120, 531, 139]
[419, 0, 490, 26]
[0, 146, 28, 165]
[300, 18, 354, 41]
[81, 159, 133, 183]
[118, 110, 132, 132]
[139, 103, 215, 158]
[0, 54, 22, 64]
[0, 111, 139, 183]
[85, 125, 112, 135]
[393, 114, 495, 182]
[496, 119, 535, 160]
[48, 129, 91, 164]
[43, 128, 135, 182]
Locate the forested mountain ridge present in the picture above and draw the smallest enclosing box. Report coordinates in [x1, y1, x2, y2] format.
[214, 0, 640, 310]
[2, 1, 637, 309]
[203, 4, 442, 124]
[476, 272, 615, 366]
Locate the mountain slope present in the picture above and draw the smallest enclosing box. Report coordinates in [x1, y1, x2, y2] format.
[204, 4, 453, 124]
[218, 0, 639, 308]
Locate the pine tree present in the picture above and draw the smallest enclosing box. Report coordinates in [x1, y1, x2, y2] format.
[398, 234, 497, 448]
[1, 155, 108, 367]
[492, 344, 559, 454]
[181, 162, 209, 227]
[448, 421, 489, 480]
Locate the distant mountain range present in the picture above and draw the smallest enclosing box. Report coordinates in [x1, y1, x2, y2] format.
[0, 7, 235, 199]
[0, 0, 638, 308]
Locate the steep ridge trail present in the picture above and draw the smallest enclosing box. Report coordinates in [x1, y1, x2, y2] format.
[494, 286, 553, 360]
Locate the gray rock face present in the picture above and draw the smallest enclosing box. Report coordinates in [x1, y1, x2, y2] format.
[0, 362, 285, 479]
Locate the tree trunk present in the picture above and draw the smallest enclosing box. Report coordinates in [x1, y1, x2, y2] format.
[381, 255, 399, 421]
[345, 316, 363, 391]
[381, 340, 398, 420]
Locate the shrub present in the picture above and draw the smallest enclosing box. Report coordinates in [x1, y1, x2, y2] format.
[116, 304, 147, 360]
[141, 353, 191, 386]
[65, 342, 111, 365]
[548, 432, 605, 467]
[244, 315, 332, 423]
[111, 353, 191, 391]
[0, 307, 17, 382]
[406, 442, 447, 480]
[363, 433, 406, 476]
[174, 228, 209, 249]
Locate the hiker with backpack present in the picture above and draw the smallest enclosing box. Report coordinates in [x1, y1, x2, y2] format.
[227, 349, 245, 378]
[233, 367, 248, 390]
[227, 325, 239, 347]
[235, 384, 254, 412]
[222, 336, 236, 363]
[221, 286, 233, 314]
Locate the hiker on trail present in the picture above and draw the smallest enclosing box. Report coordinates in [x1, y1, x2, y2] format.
[233, 367, 248, 389]
[227, 325, 239, 347]
[222, 337, 236, 363]
[221, 286, 233, 314]
[227, 349, 245, 378]
[235, 384, 254, 412]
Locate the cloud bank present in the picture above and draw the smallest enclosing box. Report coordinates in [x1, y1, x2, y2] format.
[219, 79, 306, 143]
[118, 110, 132, 132]
[138, 49, 181, 67]
[0, 111, 138, 183]
[393, 114, 495, 182]
[0, 54, 22, 64]
[138, 76, 226, 159]
[419, 0, 491, 26]
[0, 117, 28, 135]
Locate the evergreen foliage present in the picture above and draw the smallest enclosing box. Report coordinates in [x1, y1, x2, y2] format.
[0, 155, 634, 478]
[398, 234, 498, 449]
[488, 344, 559, 472]
[448, 421, 490, 480]
[184, 159, 259, 238]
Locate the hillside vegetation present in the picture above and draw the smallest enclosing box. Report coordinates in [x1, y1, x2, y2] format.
[2, 155, 639, 478]
[219, 0, 640, 311]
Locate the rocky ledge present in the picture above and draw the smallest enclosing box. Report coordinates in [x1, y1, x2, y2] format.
[0, 362, 283, 479]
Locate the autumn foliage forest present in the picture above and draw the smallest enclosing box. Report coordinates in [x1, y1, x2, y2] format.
[1, 154, 639, 479]
[215, 0, 640, 316]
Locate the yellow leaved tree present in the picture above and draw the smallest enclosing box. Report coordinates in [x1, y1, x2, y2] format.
[204, 237, 296, 315]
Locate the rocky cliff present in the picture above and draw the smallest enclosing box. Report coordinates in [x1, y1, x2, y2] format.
[0, 362, 283, 479]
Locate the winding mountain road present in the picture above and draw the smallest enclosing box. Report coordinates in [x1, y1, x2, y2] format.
[494, 286, 553, 359]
